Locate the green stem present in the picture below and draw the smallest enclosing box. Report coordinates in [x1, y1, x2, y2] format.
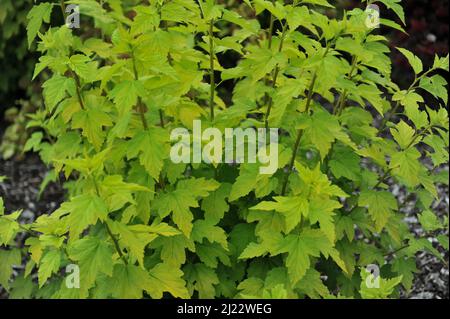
[91, 175, 128, 265]
[130, 50, 166, 187]
[266, 0, 281, 49]
[379, 69, 433, 131]
[334, 89, 347, 116]
[60, 1, 86, 111]
[60, 0, 67, 20]
[209, 18, 215, 122]
[0, 216, 39, 236]
[265, 22, 289, 129]
[280, 41, 334, 195]
[378, 100, 400, 131]
[384, 229, 446, 263]
[60, 0, 89, 112]
[71, 71, 85, 110]
[384, 244, 409, 257]
[372, 167, 393, 189]
[262, 3, 276, 110]
[131, 49, 149, 130]
[159, 109, 165, 128]
[105, 221, 128, 265]
[372, 125, 429, 189]
[281, 71, 318, 195]
[334, 56, 358, 116]
[267, 12, 275, 49]
[157, 3, 169, 127]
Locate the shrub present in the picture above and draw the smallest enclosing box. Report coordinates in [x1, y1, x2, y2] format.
[0, 0, 448, 299]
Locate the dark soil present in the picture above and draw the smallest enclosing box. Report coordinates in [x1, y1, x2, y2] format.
[0, 154, 65, 218]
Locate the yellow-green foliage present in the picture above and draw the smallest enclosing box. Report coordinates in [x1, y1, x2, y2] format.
[0, 0, 448, 299]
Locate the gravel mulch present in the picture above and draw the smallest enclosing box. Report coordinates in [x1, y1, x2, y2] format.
[0, 153, 64, 218]
[393, 172, 449, 299]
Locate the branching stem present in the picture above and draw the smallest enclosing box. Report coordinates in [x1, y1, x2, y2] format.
[91, 175, 128, 265]
[209, 18, 215, 122]
[131, 50, 149, 131]
[265, 22, 289, 129]
[281, 71, 317, 195]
